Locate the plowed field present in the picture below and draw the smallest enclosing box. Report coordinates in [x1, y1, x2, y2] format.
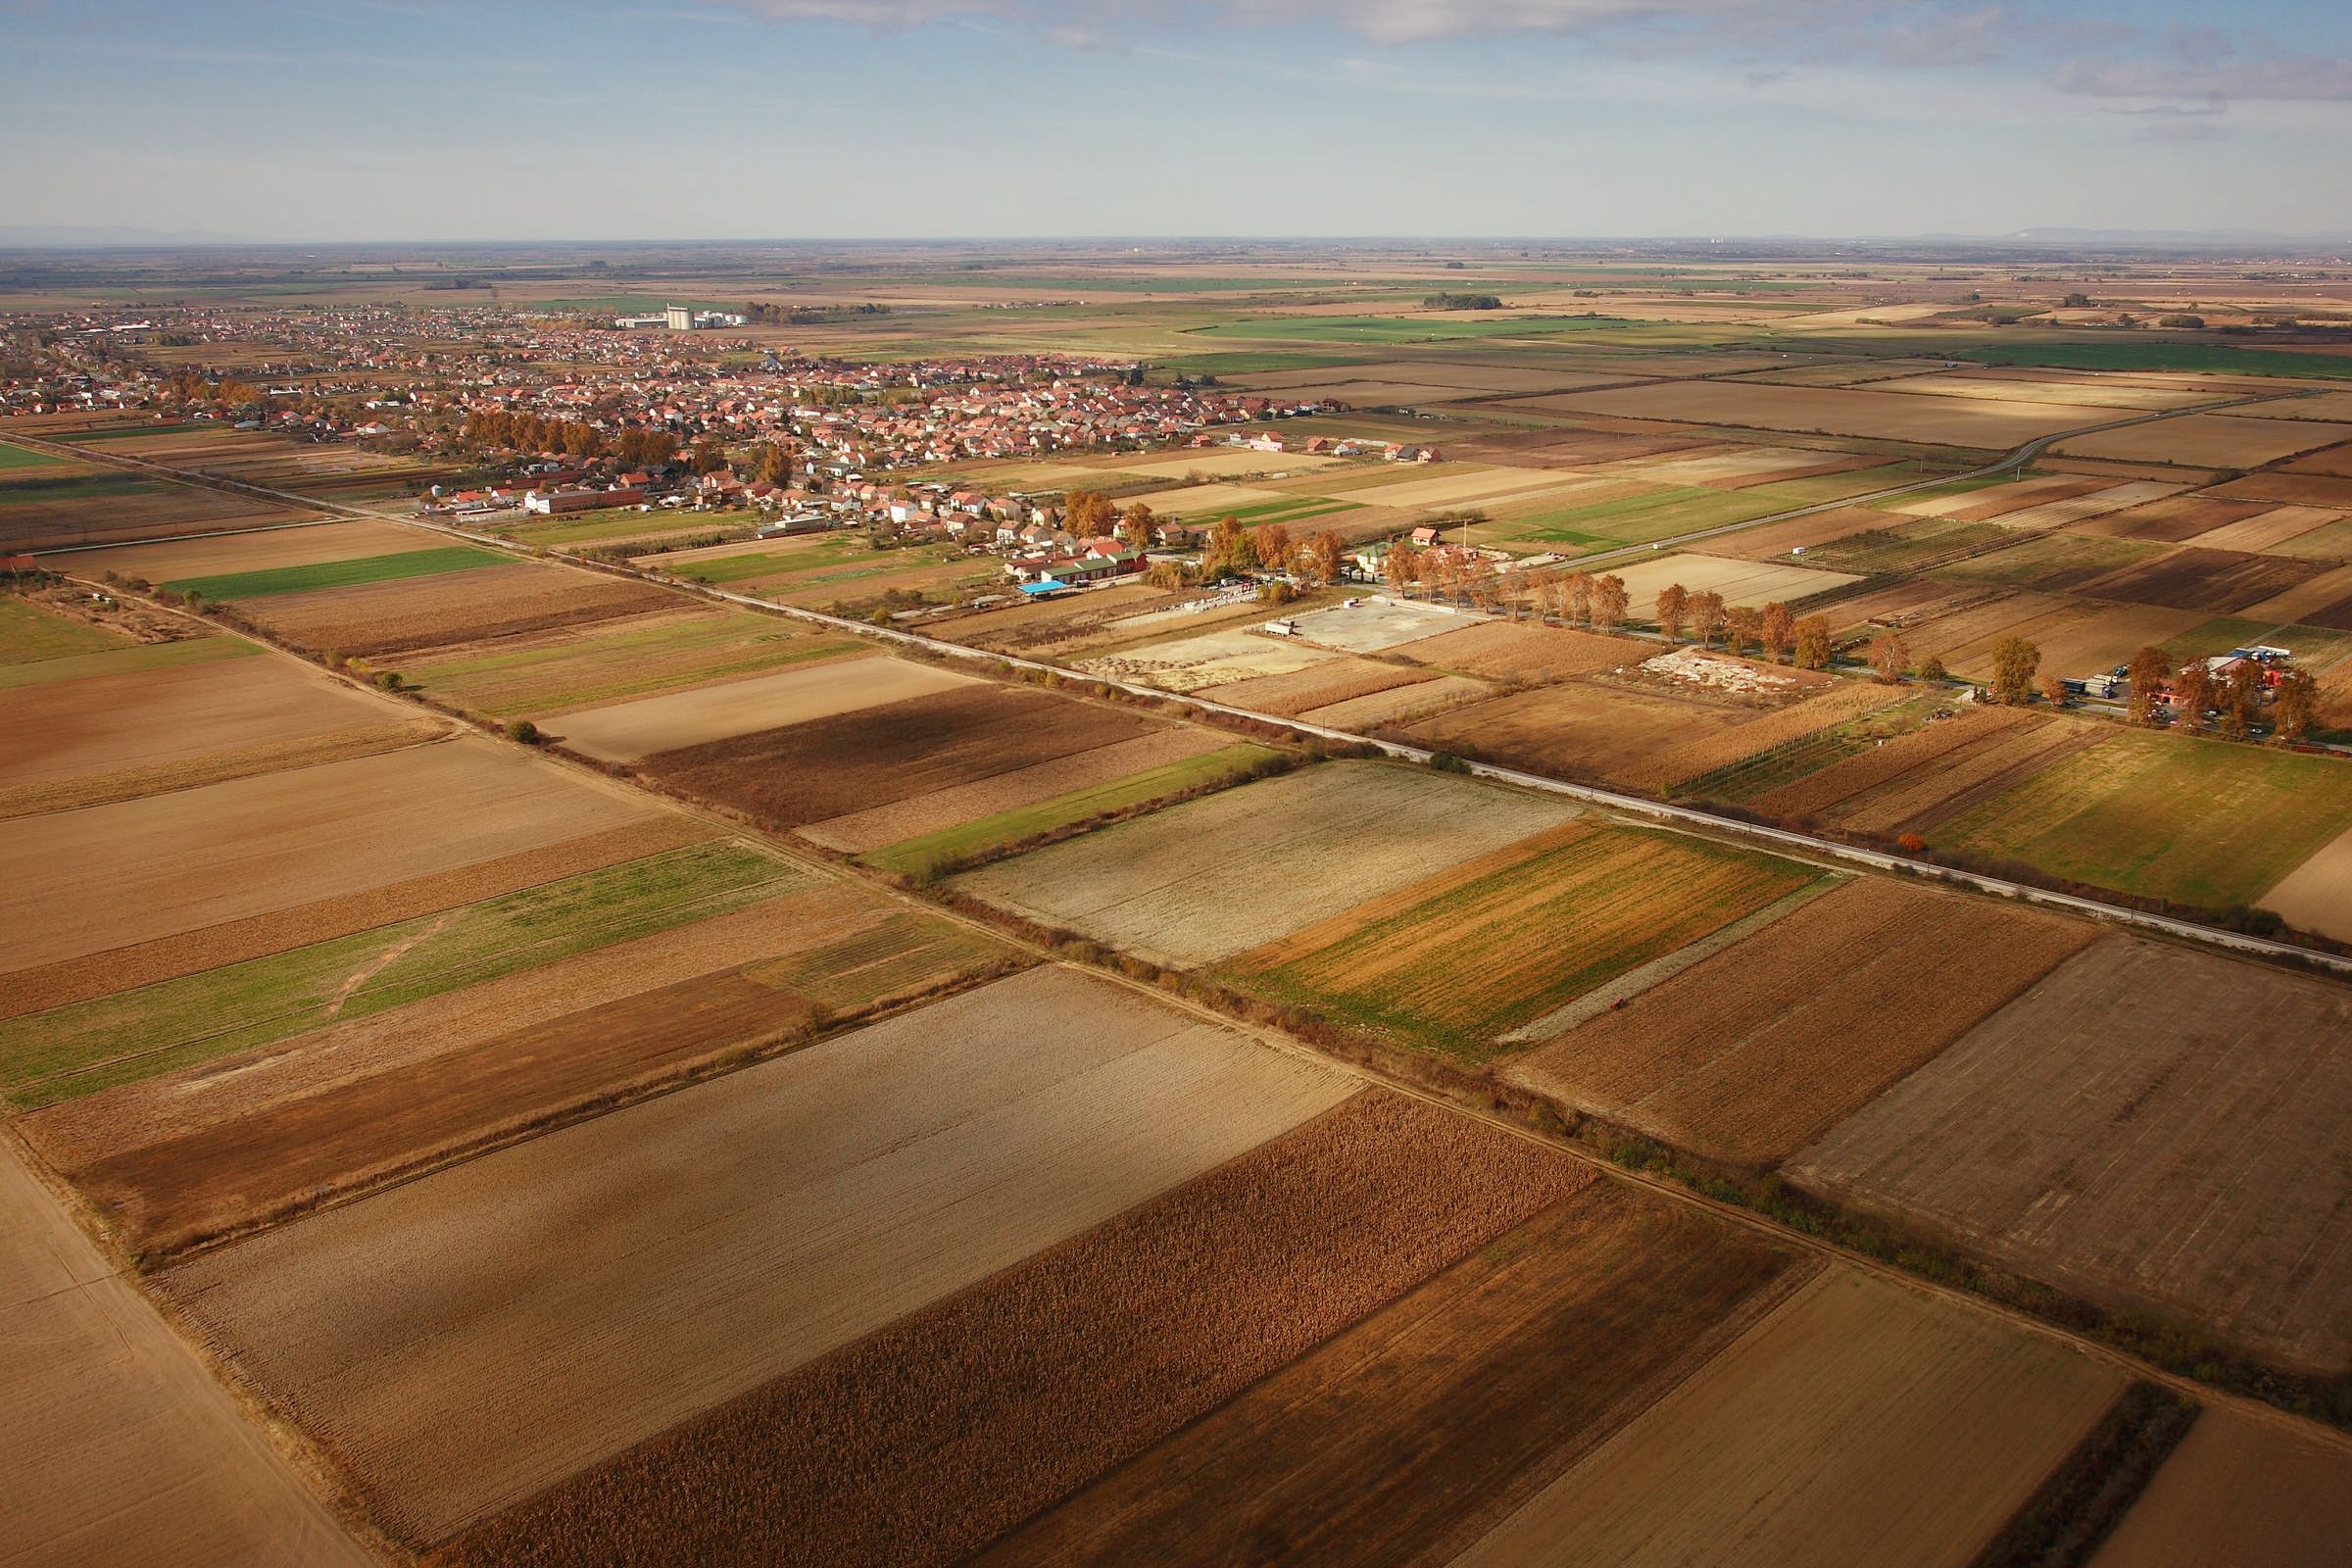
[1388, 618, 1642, 681]
[2091, 1405, 2352, 1568]
[251, 564, 673, 657]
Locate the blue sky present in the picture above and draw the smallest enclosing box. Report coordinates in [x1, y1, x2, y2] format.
[3, 0, 2348, 240]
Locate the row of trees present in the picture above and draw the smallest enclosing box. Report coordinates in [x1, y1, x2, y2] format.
[460, 410, 683, 468]
[1200, 513, 1347, 585]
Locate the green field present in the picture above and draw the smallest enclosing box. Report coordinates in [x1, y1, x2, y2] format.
[1933, 532, 2160, 588]
[0, 631, 255, 692]
[1866, 470, 2048, 511]
[1188, 315, 1643, 345]
[1935, 730, 2352, 908]
[162, 544, 511, 603]
[657, 545, 850, 585]
[0, 842, 806, 1110]
[862, 743, 1283, 878]
[1514, 485, 1790, 547]
[1801, 516, 2011, 574]
[0, 598, 127, 663]
[500, 507, 742, 549]
[0, 442, 68, 471]
[401, 610, 859, 717]
[1951, 341, 2352, 381]
[1215, 496, 1364, 528]
[0, 473, 161, 506]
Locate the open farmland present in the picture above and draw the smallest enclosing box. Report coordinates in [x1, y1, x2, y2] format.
[1506, 878, 2096, 1164]
[550, 654, 958, 761]
[437, 1092, 1587, 1568]
[2091, 1405, 2352, 1568]
[2056, 413, 2349, 467]
[1301, 671, 1492, 728]
[954, 761, 1577, 965]
[159, 544, 510, 604]
[160, 968, 1355, 1547]
[1529, 380, 2113, 447]
[1454, 1267, 2126, 1568]
[1748, 707, 2104, 835]
[3, 469, 311, 551]
[1281, 595, 1471, 653]
[1076, 623, 1337, 690]
[1227, 820, 1816, 1060]
[637, 679, 1163, 830]
[246, 562, 677, 658]
[0, 736, 658, 981]
[1387, 617, 1641, 681]
[2071, 546, 2326, 614]
[2259, 823, 2352, 943]
[1202, 656, 1436, 716]
[977, 1183, 1809, 1567]
[77, 518, 444, 580]
[1606, 553, 1863, 618]
[1791, 939, 2352, 1372]
[1932, 728, 2352, 908]
[0, 1140, 368, 1567]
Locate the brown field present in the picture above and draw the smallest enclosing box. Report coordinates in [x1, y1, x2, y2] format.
[0, 737, 657, 979]
[1612, 680, 1902, 793]
[955, 761, 1577, 966]
[1203, 656, 1433, 717]
[1321, 465, 1587, 511]
[1388, 618, 1642, 682]
[2187, 504, 2345, 554]
[1634, 444, 1882, 488]
[2244, 390, 2352, 421]
[978, 1183, 1809, 1568]
[2068, 494, 2273, 543]
[0, 647, 410, 792]
[796, 725, 1231, 853]
[2210, 470, 2352, 509]
[75, 518, 441, 580]
[2015, 603, 2212, 680]
[8, 481, 312, 553]
[1978, 479, 2185, 530]
[28, 884, 1010, 1256]
[1826, 713, 2103, 834]
[2258, 822, 2352, 944]
[1901, 591, 2099, 673]
[1531, 381, 2105, 448]
[2237, 562, 2352, 629]
[1077, 623, 1338, 690]
[642, 681, 1160, 830]
[1302, 672, 1493, 729]
[2283, 442, 2352, 478]
[0, 717, 450, 822]
[2074, 545, 2326, 613]
[1700, 505, 1886, 561]
[1877, 373, 2210, 411]
[1607, 555, 1862, 618]
[2057, 414, 2349, 468]
[0, 1141, 368, 1567]
[435, 1092, 1589, 1568]
[252, 563, 675, 658]
[1748, 704, 2036, 819]
[0, 815, 711, 1021]
[1505, 878, 2096, 1164]
[1455, 1267, 2126, 1568]
[2091, 1405, 2352, 1568]
[1889, 474, 2102, 519]
[550, 654, 956, 761]
[931, 582, 1169, 653]
[1791, 938, 2352, 1373]
[160, 967, 1355, 1547]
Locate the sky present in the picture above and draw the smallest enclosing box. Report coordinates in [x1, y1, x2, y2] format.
[2, 0, 2349, 241]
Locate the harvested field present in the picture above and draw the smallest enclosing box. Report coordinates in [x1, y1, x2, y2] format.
[797, 725, 1232, 853]
[1607, 554, 1861, 618]
[2210, 471, 2352, 509]
[1791, 939, 2352, 1372]
[1096, 447, 1340, 479]
[2020, 603, 2212, 677]
[1456, 1267, 2125, 1568]
[251, 563, 674, 658]
[29, 885, 1011, 1255]
[2057, 414, 2348, 468]
[436, 1093, 1588, 1568]
[1886, 473, 2101, 519]
[1401, 681, 1746, 785]
[1634, 444, 1881, 487]
[1974, 480, 2185, 531]
[642, 681, 1159, 830]
[77, 518, 441, 581]
[1747, 704, 2038, 820]
[2182, 504, 2344, 554]
[1228, 820, 1815, 1060]
[955, 761, 1576, 966]
[551, 654, 956, 761]
[1075, 624, 1337, 691]
[2091, 1405, 2352, 1568]
[2069, 494, 2274, 543]
[2237, 562, 2352, 629]
[0, 737, 657, 978]
[4, 473, 308, 552]
[1321, 466, 1582, 511]
[2261, 822, 2352, 943]
[1505, 878, 2095, 1163]
[1302, 672, 1491, 729]
[0, 815, 710, 1021]
[1879, 373, 2204, 410]
[1283, 596, 1475, 653]
[161, 968, 1354, 1546]
[1935, 728, 2352, 907]
[2285, 441, 2352, 478]
[1533, 381, 2099, 447]
[1699, 505, 1886, 561]
[1119, 480, 1285, 518]
[0, 717, 449, 822]
[1203, 656, 1433, 716]
[0, 647, 411, 792]
[979, 1183, 1808, 1568]
[0, 840, 805, 1111]
[0, 1140, 368, 1568]
[1387, 617, 1642, 681]
[1898, 591, 2095, 673]
[2073, 545, 2326, 613]
[397, 608, 861, 718]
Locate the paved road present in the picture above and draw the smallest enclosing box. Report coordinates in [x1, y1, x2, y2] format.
[17, 400, 2349, 979]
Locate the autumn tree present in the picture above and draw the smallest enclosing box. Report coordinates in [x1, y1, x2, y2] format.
[1462, 553, 1500, 612]
[1254, 522, 1293, 577]
[1384, 541, 1421, 591]
[1592, 574, 1629, 633]
[1501, 565, 1531, 618]
[1919, 655, 1948, 682]
[1758, 601, 1794, 663]
[2219, 662, 2264, 739]
[752, 441, 792, 485]
[1565, 571, 1592, 627]
[1654, 582, 1690, 639]
[1690, 589, 1728, 648]
[2275, 666, 2318, 742]
[1064, 490, 1115, 537]
[2173, 659, 2213, 728]
[1990, 636, 2040, 705]
[2126, 644, 2171, 724]
[2041, 672, 2071, 706]
[1116, 501, 1155, 558]
[1792, 614, 1833, 670]
[1725, 605, 1761, 657]
[1306, 530, 1345, 587]
[1868, 631, 1910, 683]
[1203, 514, 1251, 577]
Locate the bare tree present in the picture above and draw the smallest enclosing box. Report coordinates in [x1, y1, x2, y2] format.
[1868, 631, 1910, 683]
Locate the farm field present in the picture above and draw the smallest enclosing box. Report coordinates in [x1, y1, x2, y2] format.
[76, 518, 443, 580]
[1931, 728, 2352, 908]
[1505, 878, 2096, 1163]
[2072, 545, 2325, 614]
[1302, 671, 1491, 727]
[977, 1183, 1808, 1567]
[1454, 1267, 2126, 1568]
[0, 1139, 368, 1567]
[2259, 823, 2352, 943]
[1531, 380, 2108, 447]
[0, 735, 658, 980]
[159, 967, 1356, 1548]
[637, 679, 1163, 830]
[1388, 616, 1641, 680]
[158, 544, 510, 604]
[1605, 553, 1861, 617]
[1742, 706, 2091, 832]
[2091, 1405, 2352, 1568]
[1225, 820, 1817, 1060]
[1202, 655, 1436, 716]
[954, 761, 1577, 965]
[1791, 939, 2352, 1372]
[550, 654, 957, 760]
[2056, 413, 2349, 467]
[1076, 623, 1337, 689]
[3, 470, 313, 552]
[438, 1091, 1587, 1568]
[1281, 595, 1473, 652]
[247, 561, 677, 658]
